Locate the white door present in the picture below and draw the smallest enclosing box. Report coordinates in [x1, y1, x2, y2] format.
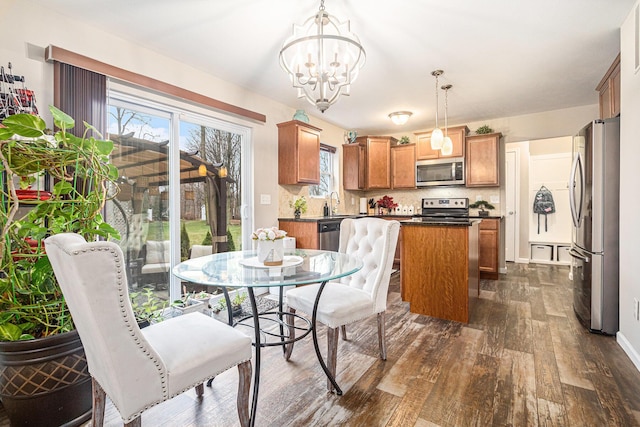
[505, 149, 519, 262]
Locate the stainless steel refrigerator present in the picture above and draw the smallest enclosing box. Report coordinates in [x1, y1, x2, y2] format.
[569, 117, 620, 335]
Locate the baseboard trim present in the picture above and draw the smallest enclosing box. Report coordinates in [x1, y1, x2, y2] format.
[516, 258, 530, 264]
[617, 331, 640, 373]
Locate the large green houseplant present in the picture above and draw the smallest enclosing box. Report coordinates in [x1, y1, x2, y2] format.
[0, 106, 119, 426]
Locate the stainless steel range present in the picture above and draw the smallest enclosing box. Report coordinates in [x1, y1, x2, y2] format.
[418, 197, 469, 222]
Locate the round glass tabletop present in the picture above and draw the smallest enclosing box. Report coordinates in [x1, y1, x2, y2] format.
[173, 249, 363, 288]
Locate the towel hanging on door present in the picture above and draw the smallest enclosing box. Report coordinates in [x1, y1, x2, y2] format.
[533, 185, 555, 233]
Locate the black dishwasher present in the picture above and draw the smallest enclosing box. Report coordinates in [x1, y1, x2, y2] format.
[318, 219, 342, 251]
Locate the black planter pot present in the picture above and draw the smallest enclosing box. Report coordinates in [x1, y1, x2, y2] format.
[0, 330, 92, 426]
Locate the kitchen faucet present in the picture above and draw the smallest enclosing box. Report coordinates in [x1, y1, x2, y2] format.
[329, 191, 340, 215]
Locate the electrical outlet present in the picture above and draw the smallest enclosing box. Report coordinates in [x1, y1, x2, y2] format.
[634, 298, 639, 321]
[476, 195, 483, 201]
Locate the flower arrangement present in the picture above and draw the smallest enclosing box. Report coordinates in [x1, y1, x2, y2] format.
[251, 226, 287, 241]
[376, 195, 398, 210]
[289, 196, 308, 214]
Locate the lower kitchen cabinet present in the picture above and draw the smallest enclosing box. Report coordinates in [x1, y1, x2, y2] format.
[479, 218, 499, 279]
[278, 220, 318, 249]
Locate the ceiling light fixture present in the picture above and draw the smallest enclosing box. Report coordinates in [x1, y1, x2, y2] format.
[388, 111, 413, 125]
[279, 0, 366, 113]
[430, 70, 444, 150]
[441, 84, 453, 156]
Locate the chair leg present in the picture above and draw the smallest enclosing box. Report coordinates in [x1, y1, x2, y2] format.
[195, 383, 204, 397]
[124, 418, 142, 427]
[237, 360, 252, 427]
[284, 307, 296, 361]
[91, 377, 106, 427]
[377, 312, 387, 361]
[327, 326, 339, 392]
[340, 325, 347, 340]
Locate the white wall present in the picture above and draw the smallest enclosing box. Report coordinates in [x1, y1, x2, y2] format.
[617, 1, 640, 370]
[0, 0, 349, 233]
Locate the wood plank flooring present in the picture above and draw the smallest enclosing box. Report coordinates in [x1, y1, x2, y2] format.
[2, 263, 640, 426]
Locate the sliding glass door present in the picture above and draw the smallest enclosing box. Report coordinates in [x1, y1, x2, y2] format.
[105, 91, 252, 303]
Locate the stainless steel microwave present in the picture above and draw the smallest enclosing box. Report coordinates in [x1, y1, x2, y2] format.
[416, 158, 465, 187]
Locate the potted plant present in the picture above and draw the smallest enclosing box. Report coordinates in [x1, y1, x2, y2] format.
[0, 106, 120, 426]
[289, 196, 307, 219]
[376, 195, 398, 215]
[469, 200, 495, 217]
[129, 287, 168, 327]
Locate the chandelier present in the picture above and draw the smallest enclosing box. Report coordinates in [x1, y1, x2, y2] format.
[430, 70, 444, 150]
[279, 0, 366, 113]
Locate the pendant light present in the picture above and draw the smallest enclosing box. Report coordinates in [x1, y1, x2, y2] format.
[430, 70, 444, 150]
[441, 84, 453, 156]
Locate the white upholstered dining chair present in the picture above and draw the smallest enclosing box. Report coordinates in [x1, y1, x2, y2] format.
[284, 217, 400, 391]
[45, 233, 253, 427]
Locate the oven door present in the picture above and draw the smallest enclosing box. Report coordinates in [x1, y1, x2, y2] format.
[416, 158, 464, 186]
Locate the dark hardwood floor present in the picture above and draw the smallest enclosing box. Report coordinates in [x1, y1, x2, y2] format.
[3, 263, 640, 426]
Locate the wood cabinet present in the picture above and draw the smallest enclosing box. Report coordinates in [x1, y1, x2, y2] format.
[478, 218, 500, 280]
[596, 53, 620, 119]
[465, 132, 501, 187]
[278, 220, 318, 249]
[343, 136, 395, 190]
[401, 222, 478, 323]
[277, 120, 321, 185]
[414, 125, 468, 160]
[391, 143, 416, 189]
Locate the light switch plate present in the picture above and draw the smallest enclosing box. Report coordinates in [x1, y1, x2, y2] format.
[260, 194, 271, 205]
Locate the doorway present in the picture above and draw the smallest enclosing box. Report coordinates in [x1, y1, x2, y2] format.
[505, 148, 520, 262]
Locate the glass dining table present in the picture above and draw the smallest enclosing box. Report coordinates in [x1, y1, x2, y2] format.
[172, 248, 363, 426]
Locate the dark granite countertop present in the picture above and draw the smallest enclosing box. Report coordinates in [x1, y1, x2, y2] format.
[400, 218, 482, 227]
[278, 214, 414, 222]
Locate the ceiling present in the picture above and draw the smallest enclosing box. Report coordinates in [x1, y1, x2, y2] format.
[32, 0, 634, 135]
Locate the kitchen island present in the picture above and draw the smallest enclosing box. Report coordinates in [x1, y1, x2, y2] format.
[400, 219, 480, 323]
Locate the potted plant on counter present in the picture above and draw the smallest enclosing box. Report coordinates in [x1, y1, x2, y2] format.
[289, 196, 307, 219]
[0, 106, 120, 426]
[469, 200, 495, 217]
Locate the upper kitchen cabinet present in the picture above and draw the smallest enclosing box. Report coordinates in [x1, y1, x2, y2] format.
[596, 53, 620, 120]
[391, 143, 416, 189]
[343, 136, 396, 190]
[277, 120, 321, 185]
[414, 125, 468, 160]
[466, 132, 501, 187]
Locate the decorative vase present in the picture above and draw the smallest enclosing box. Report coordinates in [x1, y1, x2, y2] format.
[294, 209, 301, 219]
[293, 109, 310, 123]
[257, 239, 284, 266]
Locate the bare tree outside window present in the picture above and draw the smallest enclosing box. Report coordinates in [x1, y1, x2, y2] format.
[183, 126, 242, 220]
[309, 149, 334, 197]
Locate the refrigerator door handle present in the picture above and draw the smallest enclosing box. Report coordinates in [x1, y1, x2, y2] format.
[569, 247, 589, 262]
[569, 152, 584, 228]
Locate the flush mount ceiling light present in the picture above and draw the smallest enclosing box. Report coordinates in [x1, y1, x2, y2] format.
[279, 0, 366, 113]
[388, 111, 413, 125]
[441, 84, 453, 156]
[430, 70, 444, 150]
